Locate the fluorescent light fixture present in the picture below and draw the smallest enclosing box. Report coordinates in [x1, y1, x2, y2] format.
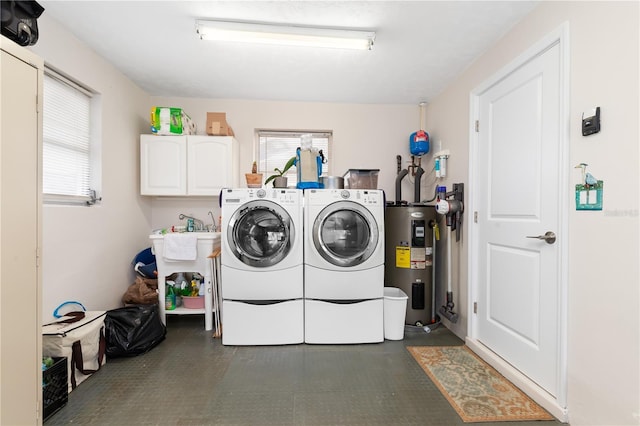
[196, 19, 375, 51]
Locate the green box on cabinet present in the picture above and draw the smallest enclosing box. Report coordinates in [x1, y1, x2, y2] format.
[150, 107, 196, 135]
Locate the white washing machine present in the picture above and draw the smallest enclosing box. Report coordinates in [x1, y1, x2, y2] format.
[221, 188, 304, 345]
[304, 189, 385, 344]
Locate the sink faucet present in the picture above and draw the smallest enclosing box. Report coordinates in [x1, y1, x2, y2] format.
[178, 213, 205, 231]
[208, 211, 218, 232]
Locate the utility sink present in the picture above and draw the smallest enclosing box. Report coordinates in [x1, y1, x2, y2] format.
[149, 232, 221, 331]
[149, 231, 220, 241]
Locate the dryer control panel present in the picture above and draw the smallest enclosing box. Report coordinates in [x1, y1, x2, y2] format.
[307, 188, 383, 206]
[359, 190, 383, 205]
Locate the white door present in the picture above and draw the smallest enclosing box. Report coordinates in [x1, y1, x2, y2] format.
[473, 40, 564, 398]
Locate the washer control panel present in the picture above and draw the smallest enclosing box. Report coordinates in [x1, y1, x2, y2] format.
[273, 189, 301, 205]
[223, 188, 302, 205]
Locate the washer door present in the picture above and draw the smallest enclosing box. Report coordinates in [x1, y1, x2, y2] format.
[227, 200, 294, 268]
[312, 201, 379, 267]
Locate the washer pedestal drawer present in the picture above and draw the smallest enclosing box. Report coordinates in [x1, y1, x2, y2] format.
[304, 298, 383, 344]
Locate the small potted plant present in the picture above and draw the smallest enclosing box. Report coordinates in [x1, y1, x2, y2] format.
[245, 161, 263, 188]
[264, 156, 296, 188]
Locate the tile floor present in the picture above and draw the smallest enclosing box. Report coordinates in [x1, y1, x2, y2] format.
[45, 315, 564, 425]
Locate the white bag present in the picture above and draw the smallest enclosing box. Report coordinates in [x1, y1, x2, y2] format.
[43, 311, 106, 392]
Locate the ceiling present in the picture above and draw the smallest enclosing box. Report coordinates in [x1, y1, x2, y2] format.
[38, 1, 538, 105]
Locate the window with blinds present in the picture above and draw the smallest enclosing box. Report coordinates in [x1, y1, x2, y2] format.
[43, 69, 98, 205]
[258, 131, 331, 186]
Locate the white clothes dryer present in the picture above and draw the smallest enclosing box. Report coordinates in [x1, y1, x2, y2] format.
[221, 188, 303, 345]
[304, 189, 385, 344]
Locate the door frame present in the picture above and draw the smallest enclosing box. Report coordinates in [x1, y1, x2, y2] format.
[466, 23, 570, 422]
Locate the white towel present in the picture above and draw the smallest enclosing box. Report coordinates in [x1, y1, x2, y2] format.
[164, 233, 198, 261]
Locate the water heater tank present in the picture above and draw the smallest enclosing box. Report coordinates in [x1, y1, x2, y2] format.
[384, 204, 437, 325]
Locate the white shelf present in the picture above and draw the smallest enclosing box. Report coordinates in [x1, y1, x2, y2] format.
[166, 306, 216, 316]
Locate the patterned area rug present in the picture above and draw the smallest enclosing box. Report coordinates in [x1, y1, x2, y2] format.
[408, 346, 554, 423]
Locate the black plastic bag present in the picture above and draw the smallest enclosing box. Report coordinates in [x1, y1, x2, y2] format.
[104, 304, 166, 358]
[1, 1, 44, 46]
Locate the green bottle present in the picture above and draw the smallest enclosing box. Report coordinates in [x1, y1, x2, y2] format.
[165, 283, 176, 310]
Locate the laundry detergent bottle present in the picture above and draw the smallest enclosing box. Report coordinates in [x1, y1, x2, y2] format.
[165, 282, 176, 310]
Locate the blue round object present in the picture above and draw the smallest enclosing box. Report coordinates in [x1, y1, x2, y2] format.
[132, 247, 157, 278]
[409, 130, 430, 156]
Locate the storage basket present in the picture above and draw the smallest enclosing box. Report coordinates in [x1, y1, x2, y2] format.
[182, 296, 204, 309]
[43, 357, 68, 421]
[344, 169, 379, 189]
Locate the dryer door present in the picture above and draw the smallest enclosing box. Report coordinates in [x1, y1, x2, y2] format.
[227, 200, 294, 268]
[312, 201, 379, 267]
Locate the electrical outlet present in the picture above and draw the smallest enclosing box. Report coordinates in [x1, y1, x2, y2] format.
[575, 181, 603, 210]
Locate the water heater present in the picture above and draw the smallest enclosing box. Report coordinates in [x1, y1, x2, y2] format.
[384, 204, 437, 325]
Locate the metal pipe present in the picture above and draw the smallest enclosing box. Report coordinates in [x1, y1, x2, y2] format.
[395, 169, 408, 204]
[208, 211, 217, 232]
[414, 166, 424, 203]
[431, 219, 437, 324]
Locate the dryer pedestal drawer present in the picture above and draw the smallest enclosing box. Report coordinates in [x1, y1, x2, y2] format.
[222, 299, 304, 345]
[304, 298, 383, 344]
[304, 264, 384, 299]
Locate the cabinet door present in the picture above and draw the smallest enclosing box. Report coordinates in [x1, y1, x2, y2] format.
[187, 136, 238, 195]
[140, 135, 187, 195]
[1, 42, 42, 425]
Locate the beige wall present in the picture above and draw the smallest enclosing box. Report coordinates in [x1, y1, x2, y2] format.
[425, 1, 639, 424]
[30, 15, 153, 320]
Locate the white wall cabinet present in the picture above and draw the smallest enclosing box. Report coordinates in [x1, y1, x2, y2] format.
[140, 135, 239, 196]
[0, 38, 43, 424]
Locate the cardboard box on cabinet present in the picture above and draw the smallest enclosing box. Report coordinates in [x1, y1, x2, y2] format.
[206, 112, 234, 136]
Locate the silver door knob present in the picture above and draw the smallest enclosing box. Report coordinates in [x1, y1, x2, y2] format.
[526, 231, 556, 244]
